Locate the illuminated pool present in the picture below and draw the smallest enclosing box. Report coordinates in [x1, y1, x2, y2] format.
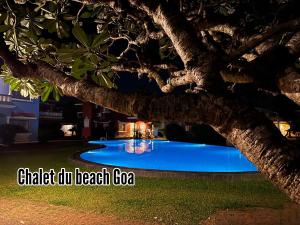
[80, 139, 257, 173]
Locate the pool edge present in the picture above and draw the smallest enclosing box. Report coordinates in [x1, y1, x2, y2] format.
[70, 145, 262, 180]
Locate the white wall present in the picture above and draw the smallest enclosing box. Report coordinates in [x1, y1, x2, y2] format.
[0, 78, 10, 95]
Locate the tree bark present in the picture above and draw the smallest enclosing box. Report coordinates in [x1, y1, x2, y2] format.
[127, 0, 223, 90]
[126, 0, 300, 204]
[227, 17, 300, 60]
[277, 68, 300, 106]
[1, 0, 300, 204]
[221, 32, 300, 106]
[3, 59, 299, 204]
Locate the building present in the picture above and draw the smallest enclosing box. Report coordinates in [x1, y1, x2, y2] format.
[0, 78, 39, 143]
[38, 99, 65, 141]
[115, 117, 153, 139]
[258, 107, 300, 138]
[77, 102, 154, 139]
[0, 77, 158, 143]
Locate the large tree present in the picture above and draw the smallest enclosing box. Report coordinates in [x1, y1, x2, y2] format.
[0, 0, 300, 203]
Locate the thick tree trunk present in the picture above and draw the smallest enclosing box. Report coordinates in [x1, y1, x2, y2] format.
[211, 101, 300, 204]
[21, 62, 300, 204]
[127, 0, 300, 204]
[1, 0, 300, 204]
[0, 52, 299, 203]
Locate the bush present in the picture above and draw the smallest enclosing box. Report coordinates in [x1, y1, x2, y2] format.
[39, 123, 64, 142]
[165, 123, 188, 141]
[0, 124, 27, 145]
[164, 123, 227, 145]
[190, 124, 226, 145]
[105, 121, 118, 139]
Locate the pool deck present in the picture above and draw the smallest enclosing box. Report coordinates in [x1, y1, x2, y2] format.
[71, 145, 262, 180]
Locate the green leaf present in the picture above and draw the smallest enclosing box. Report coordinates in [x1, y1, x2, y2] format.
[0, 12, 7, 24]
[26, 30, 39, 42]
[26, 82, 36, 92]
[92, 72, 115, 89]
[72, 24, 90, 48]
[99, 60, 111, 69]
[57, 21, 70, 39]
[45, 20, 57, 33]
[56, 47, 88, 64]
[41, 85, 53, 102]
[63, 14, 76, 21]
[18, 36, 35, 45]
[80, 12, 92, 19]
[33, 16, 45, 23]
[71, 57, 94, 79]
[0, 25, 11, 32]
[48, 2, 57, 12]
[33, 22, 46, 30]
[52, 87, 62, 101]
[41, 55, 56, 65]
[20, 88, 29, 97]
[91, 32, 107, 49]
[0, 64, 40, 99]
[88, 53, 99, 65]
[9, 80, 20, 91]
[30, 22, 43, 35]
[102, 73, 114, 88]
[106, 54, 118, 63]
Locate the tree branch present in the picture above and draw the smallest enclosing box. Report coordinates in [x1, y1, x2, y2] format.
[206, 23, 236, 37]
[4, 0, 300, 204]
[128, 0, 205, 66]
[220, 69, 254, 84]
[0, 35, 34, 77]
[277, 68, 300, 106]
[228, 18, 300, 60]
[221, 33, 300, 106]
[127, 0, 225, 90]
[111, 64, 169, 91]
[286, 32, 300, 57]
[111, 64, 193, 93]
[162, 74, 194, 93]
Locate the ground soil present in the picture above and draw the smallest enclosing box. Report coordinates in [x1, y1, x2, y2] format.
[0, 197, 158, 225]
[0, 140, 88, 153]
[1, 197, 300, 225]
[1, 142, 300, 225]
[199, 203, 300, 225]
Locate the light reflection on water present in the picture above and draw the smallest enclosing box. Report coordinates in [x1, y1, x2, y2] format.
[123, 139, 153, 154]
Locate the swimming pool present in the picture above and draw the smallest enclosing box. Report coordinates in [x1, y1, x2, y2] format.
[80, 139, 257, 173]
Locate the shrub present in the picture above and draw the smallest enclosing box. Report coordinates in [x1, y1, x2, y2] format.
[0, 124, 27, 145]
[39, 123, 64, 142]
[165, 123, 188, 141]
[190, 123, 226, 145]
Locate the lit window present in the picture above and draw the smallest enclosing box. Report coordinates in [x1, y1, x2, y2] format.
[119, 122, 126, 132]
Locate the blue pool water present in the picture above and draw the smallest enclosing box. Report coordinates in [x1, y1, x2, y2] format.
[80, 139, 257, 173]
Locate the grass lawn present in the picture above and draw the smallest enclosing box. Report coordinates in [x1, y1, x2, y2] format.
[0, 143, 289, 225]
